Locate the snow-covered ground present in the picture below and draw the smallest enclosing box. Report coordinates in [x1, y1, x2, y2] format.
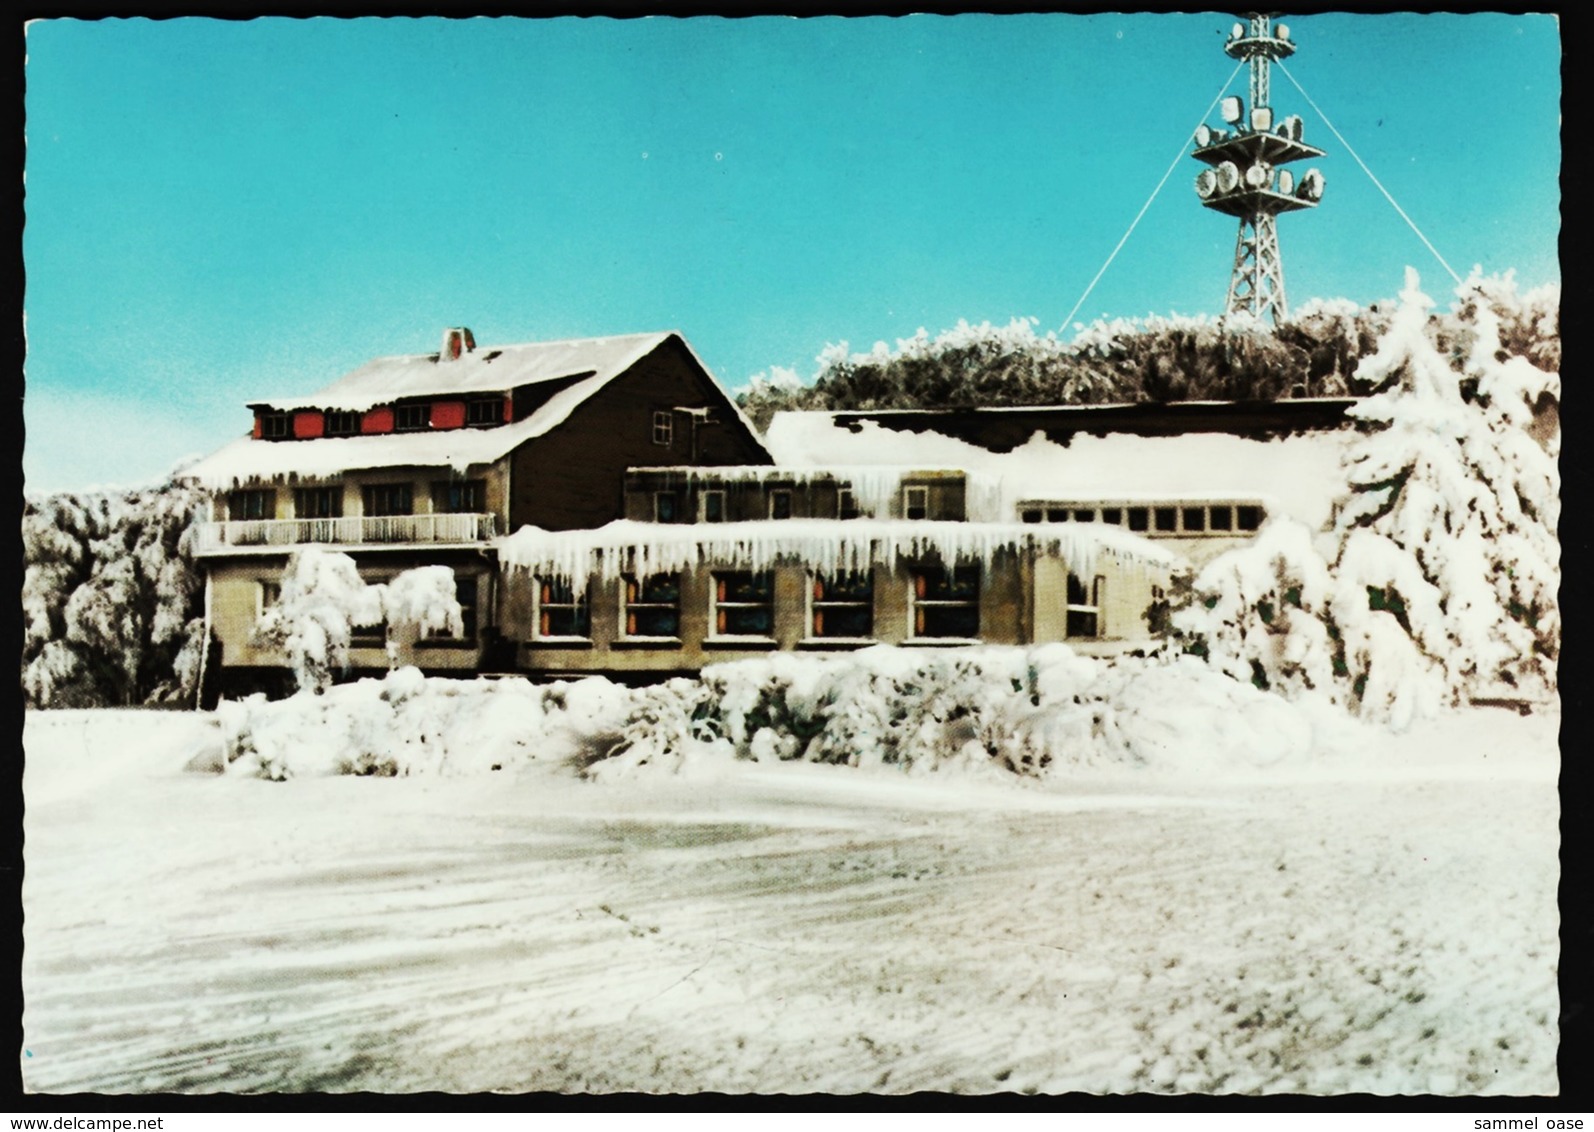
[22, 700, 1558, 1095]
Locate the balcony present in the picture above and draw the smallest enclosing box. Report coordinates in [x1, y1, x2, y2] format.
[194, 513, 498, 556]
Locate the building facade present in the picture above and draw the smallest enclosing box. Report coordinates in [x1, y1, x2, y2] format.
[185, 329, 1354, 696]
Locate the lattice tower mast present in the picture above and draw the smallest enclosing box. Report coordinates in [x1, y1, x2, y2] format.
[1191, 13, 1326, 323]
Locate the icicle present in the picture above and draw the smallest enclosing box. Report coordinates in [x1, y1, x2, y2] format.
[498, 518, 1174, 583]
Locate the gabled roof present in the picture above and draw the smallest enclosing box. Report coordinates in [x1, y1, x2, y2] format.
[256, 331, 671, 412]
[185, 371, 617, 489]
[184, 330, 768, 490]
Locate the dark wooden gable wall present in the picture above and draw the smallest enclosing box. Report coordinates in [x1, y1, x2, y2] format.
[507, 335, 772, 533]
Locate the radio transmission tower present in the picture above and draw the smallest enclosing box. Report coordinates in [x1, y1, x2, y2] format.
[1192, 13, 1326, 323]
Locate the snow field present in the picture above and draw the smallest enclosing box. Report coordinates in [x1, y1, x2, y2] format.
[22, 705, 1557, 1094]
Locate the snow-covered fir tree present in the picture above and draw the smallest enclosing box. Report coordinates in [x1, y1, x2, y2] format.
[1334, 268, 1559, 709]
[1170, 269, 1559, 727]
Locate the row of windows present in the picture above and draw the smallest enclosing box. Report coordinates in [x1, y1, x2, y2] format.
[229, 482, 487, 522]
[530, 566, 1104, 644]
[1018, 501, 1265, 536]
[257, 398, 507, 440]
[650, 485, 918, 524]
[541, 569, 965, 642]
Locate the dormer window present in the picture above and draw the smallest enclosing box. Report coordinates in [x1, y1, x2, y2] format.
[324, 411, 360, 437]
[903, 486, 929, 521]
[258, 412, 291, 440]
[465, 397, 502, 427]
[394, 404, 428, 431]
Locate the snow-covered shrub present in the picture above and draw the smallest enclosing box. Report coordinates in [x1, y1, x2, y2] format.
[593, 646, 1344, 782]
[217, 668, 635, 780]
[217, 650, 1355, 782]
[1168, 518, 1340, 703]
[253, 548, 464, 693]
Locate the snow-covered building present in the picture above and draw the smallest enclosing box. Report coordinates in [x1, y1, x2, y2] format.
[763, 400, 1362, 569]
[498, 467, 1177, 681]
[182, 324, 1362, 694]
[183, 328, 772, 694]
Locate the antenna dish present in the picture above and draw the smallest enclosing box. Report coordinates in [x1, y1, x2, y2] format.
[1276, 168, 1294, 195]
[1231, 22, 1245, 39]
[1276, 24, 1290, 41]
[1220, 96, 1244, 125]
[1251, 106, 1273, 132]
[1216, 161, 1241, 194]
[1244, 163, 1270, 189]
[1196, 169, 1218, 199]
[1297, 169, 1324, 201]
[1195, 124, 1213, 147]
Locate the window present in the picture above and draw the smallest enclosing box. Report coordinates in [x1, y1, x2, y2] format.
[1237, 504, 1264, 531]
[428, 577, 478, 642]
[433, 480, 485, 514]
[712, 572, 774, 637]
[1101, 508, 1123, 525]
[1021, 508, 1042, 524]
[623, 574, 681, 638]
[768, 490, 793, 520]
[536, 578, 590, 639]
[652, 410, 674, 447]
[811, 571, 873, 639]
[294, 487, 342, 519]
[1073, 509, 1096, 523]
[1183, 506, 1207, 532]
[228, 489, 275, 521]
[256, 582, 281, 624]
[911, 566, 980, 639]
[324, 411, 360, 437]
[466, 398, 502, 427]
[394, 404, 428, 431]
[1154, 507, 1178, 533]
[1066, 574, 1105, 639]
[363, 483, 413, 517]
[700, 490, 726, 523]
[654, 491, 679, 523]
[259, 413, 291, 439]
[838, 488, 861, 520]
[904, 486, 929, 521]
[1046, 507, 1068, 523]
[1127, 507, 1150, 532]
[1209, 505, 1233, 531]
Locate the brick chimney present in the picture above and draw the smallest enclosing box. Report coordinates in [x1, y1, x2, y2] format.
[441, 327, 476, 362]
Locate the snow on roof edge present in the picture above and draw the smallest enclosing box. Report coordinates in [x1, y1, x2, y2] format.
[497, 517, 1176, 583]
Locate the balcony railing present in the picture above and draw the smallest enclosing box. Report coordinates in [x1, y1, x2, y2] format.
[195, 513, 498, 554]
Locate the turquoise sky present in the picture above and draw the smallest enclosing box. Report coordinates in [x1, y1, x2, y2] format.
[24, 14, 1561, 493]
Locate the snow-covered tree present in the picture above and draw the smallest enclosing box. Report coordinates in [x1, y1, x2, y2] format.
[1334, 268, 1559, 712]
[253, 547, 463, 693]
[1169, 269, 1558, 727]
[22, 479, 210, 708]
